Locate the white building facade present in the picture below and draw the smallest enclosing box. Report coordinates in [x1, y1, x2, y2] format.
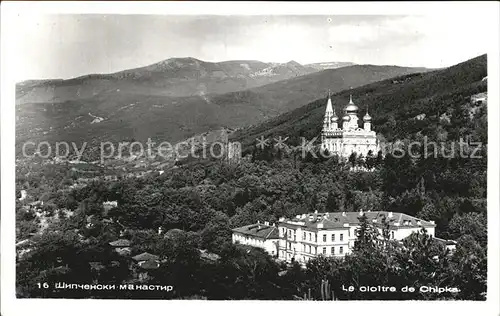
[231, 222, 279, 257]
[276, 211, 437, 264]
[321, 92, 379, 158]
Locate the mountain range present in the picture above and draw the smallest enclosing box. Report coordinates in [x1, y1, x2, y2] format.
[16, 57, 430, 157]
[16, 59, 355, 104]
[16, 58, 320, 103]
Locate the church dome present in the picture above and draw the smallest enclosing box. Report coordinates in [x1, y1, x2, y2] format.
[332, 110, 338, 122]
[363, 113, 371, 121]
[342, 114, 350, 121]
[345, 95, 358, 113]
[345, 104, 358, 113]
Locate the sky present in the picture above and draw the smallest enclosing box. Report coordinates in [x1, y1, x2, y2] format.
[11, 14, 489, 81]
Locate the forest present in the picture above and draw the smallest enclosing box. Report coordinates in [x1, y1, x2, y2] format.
[16, 140, 487, 300]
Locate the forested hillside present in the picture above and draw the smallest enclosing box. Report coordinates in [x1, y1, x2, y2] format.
[232, 54, 487, 150]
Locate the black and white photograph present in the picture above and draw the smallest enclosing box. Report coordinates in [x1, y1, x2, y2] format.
[1, 2, 499, 315]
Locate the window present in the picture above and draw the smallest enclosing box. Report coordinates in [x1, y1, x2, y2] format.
[309, 233, 312, 241]
[293, 231, 296, 241]
[332, 234, 335, 242]
[288, 242, 291, 249]
[308, 245, 311, 253]
[340, 234, 344, 241]
[323, 247, 326, 254]
[315, 247, 317, 254]
[315, 234, 317, 242]
[391, 231, 395, 239]
[348, 230, 351, 237]
[331, 247, 335, 254]
[303, 232, 306, 240]
[323, 235, 326, 242]
[339, 246, 343, 254]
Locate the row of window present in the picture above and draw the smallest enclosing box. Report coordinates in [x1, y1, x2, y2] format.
[285, 243, 344, 255]
[321, 233, 345, 242]
[234, 234, 264, 246]
[282, 228, 350, 242]
[299, 231, 346, 242]
[280, 246, 344, 259]
[323, 246, 343, 255]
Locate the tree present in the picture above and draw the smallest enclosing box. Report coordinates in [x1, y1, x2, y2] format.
[449, 235, 487, 300]
[353, 214, 379, 252]
[355, 154, 365, 168]
[394, 229, 454, 300]
[325, 190, 339, 212]
[371, 148, 382, 164]
[348, 152, 357, 166]
[309, 192, 319, 212]
[448, 212, 487, 247]
[211, 244, 282, 300]
[200, 211, 232, 253]
[366, 150, 376, 169]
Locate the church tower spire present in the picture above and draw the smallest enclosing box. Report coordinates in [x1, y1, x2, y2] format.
[325, 89, 333, 114]
[323, 89, 334, 131]
[331, 91, 338, 130]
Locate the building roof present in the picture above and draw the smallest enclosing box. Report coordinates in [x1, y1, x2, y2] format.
[53, 265, 71, 274]
[231, 223, 279, 240]
[132, 252, 160, 262]
[16, 239, 32, 248]
[278, 211, 436, 230]
[434, 237, 458, 246]
[109, 239, 131, 247]
[115, 247, 132, 256]
[199, 249, 221, 262]
[138, 259, 160, 270]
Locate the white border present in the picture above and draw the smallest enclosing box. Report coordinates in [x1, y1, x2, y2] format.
[1, 2, 499, 316]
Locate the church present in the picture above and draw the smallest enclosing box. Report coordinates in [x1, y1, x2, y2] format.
[321, 91, 379, 158]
